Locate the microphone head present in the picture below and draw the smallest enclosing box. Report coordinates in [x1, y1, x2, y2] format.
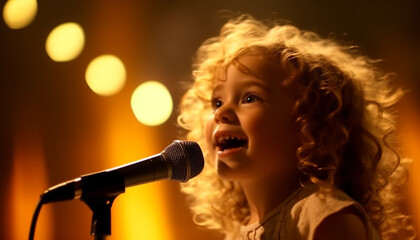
[163, 140, 204, 182]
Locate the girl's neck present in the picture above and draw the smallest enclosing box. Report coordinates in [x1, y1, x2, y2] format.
[241, 176, 300, 225]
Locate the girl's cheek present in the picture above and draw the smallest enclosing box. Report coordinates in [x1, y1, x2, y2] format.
[204, 113, 215, 152]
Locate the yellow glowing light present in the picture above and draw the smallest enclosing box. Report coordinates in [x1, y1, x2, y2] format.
[131, 81, 173, 126]
[85, 55, 126, 96]
[45, 22, 85, 62]
[3, 0, 37, 29]
[114, 184, 172, 240]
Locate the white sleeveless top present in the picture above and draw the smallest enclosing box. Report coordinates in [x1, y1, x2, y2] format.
[237, 185, 380, 240]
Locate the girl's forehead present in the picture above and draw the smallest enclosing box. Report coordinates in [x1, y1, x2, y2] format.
[216, 54, 287, 84]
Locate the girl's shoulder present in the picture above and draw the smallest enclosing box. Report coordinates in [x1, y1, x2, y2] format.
[238, 185, 381, 240]
[282, 185, 380, 240]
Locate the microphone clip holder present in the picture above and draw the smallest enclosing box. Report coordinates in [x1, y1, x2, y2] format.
[83, 195, 117, 240]
[79, 171, 126, 240]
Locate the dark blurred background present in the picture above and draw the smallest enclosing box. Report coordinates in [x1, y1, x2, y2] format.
[1, 0, 419, 239]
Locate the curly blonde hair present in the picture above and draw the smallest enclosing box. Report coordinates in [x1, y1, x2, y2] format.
[177, 15, 415, 239]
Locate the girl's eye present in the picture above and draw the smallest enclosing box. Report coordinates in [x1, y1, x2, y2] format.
[211, 98, 223, 109]
[242, 94, 259, 104]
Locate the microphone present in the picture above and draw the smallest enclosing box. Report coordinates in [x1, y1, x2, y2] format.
[41, 140, 204, 204]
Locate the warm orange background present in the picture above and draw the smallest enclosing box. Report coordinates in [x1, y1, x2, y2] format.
[1, 1, 419, 239]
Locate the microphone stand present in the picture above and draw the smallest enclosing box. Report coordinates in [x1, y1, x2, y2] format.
[79, 171, 126, 239]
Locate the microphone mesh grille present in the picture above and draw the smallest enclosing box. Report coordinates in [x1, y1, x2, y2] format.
[164, 141, 204, 182]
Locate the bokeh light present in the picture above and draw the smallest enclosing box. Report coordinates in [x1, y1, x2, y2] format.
[85, 54, 126, 96]
[45, 22, 85, 62]
[2, 0, 37, 29]
[131, 81, 173, 126]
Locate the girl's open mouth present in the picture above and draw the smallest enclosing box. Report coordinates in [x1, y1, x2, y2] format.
[216, 135, 248, 152]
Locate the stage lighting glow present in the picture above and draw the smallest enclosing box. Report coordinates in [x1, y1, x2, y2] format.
[3, 0, 37, 29]
[45, 22, 85, 62]
[85, 55, 126, 96]
[131, 81, 173, 126]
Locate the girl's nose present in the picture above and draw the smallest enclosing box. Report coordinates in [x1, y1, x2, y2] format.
[214, 103, 238, 124]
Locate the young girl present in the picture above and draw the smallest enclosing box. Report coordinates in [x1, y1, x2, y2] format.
[178, 15, 415, 240]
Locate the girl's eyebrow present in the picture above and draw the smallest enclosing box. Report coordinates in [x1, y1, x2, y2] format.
[212, 77, 270, 98]
[240, 78, 269, 91]
[212, 84, 222, 96]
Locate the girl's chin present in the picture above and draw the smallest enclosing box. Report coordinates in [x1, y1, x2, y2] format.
[215, 159, 248, 182]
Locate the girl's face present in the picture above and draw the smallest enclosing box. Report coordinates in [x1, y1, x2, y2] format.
[205, 54, 299, 183]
